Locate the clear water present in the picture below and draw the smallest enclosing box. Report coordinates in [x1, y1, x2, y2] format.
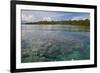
[21, 24, 90, 63]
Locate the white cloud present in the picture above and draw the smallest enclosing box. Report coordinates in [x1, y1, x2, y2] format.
[42, 16, 52, 21]
[22, 14, 35, 22]
[21, 10, 68, 22]
[71, 15, 90, 20]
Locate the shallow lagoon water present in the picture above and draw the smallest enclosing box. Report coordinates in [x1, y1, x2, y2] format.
[21, 24, 90, 63]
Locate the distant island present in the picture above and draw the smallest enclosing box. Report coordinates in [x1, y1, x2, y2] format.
[23, 19, 90, 26]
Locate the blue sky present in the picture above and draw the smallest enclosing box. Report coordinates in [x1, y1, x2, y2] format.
[21, 10, 90, 22]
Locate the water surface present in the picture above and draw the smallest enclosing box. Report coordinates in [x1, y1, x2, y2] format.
[21, 24, 90, 63]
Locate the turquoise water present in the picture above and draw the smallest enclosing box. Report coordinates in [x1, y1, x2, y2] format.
[21, 24, 90, 63]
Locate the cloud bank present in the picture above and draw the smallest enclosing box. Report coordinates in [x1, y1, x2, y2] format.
[21, 10, 90, 23]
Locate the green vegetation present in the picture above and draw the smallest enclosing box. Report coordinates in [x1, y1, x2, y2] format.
[24, 19, 90, 26]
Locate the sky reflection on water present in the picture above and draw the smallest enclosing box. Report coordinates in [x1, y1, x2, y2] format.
[21, 24, 90, 63]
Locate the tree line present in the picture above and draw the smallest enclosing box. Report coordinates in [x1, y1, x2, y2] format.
[25, 19, 90, 26]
